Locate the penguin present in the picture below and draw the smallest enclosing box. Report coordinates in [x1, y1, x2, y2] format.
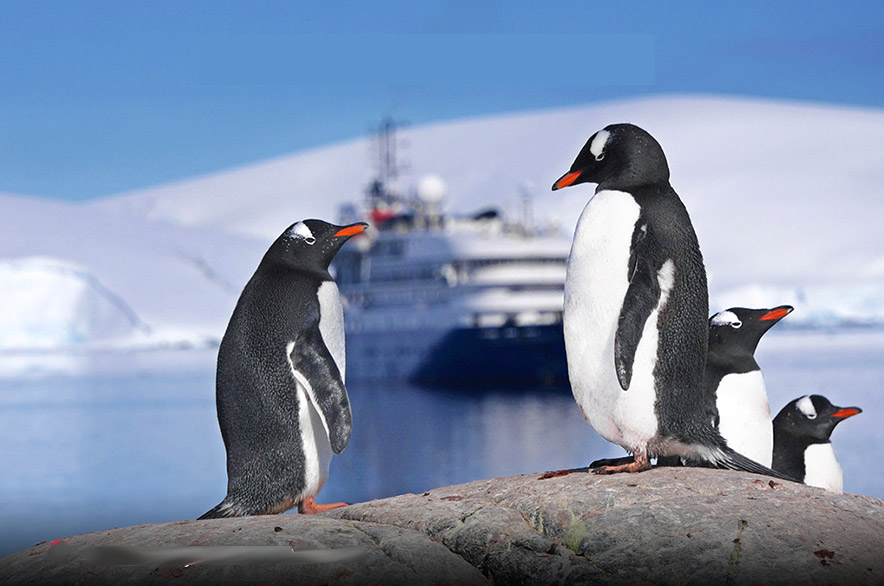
[705, 305, 793, 467]
[552, 123, 795, 481]
[199, 219, 368, 519]
[772, 395, 861, 492]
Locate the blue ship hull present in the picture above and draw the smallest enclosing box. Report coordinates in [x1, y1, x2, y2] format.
[346, 323, 569, 389]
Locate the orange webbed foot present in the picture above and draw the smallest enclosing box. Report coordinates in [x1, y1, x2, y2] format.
[298, 496, 349, 514]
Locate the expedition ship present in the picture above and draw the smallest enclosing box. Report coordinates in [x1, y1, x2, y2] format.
[332, 120, 570, 388]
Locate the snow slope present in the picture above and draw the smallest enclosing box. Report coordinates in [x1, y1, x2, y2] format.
[2, 95, 884, 360]
[97, 95, 884, 293]
[0, 191, 265, 353]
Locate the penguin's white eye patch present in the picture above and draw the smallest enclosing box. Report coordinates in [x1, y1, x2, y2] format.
[711, 310, 741, 328]
[287, 222, 316, 244]
[589, 129, 610, 161]
[796, 396, 817, 419]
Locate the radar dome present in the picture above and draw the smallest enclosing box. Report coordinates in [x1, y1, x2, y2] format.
[416, 174, 447, 203]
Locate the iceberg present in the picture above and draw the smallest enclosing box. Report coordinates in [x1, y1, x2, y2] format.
[0, 257, 148, 350]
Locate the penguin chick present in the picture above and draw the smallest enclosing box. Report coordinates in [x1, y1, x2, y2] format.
[199, 219, 367, 519]
[706, 305, 793, 467]
[772, 395, 861, 492]
[552, 123, 795, 482]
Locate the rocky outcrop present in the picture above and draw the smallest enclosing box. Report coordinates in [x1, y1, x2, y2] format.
[0, 515, 486, 586]
[3, 467, 884, 585]
[329, 467, 884, 585]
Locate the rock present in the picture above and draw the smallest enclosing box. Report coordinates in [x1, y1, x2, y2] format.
[327, 467, 884, 585]
[0, 515, 487, 586]
[3, 467, 884, 585]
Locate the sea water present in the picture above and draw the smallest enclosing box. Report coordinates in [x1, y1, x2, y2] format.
[0, 327, 881, 557]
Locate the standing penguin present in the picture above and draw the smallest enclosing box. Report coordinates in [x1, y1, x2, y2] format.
[552, 123, 792, 479]
[772, 395, 861, 492]
[199, 219, 367, 519]
[705, 305, 793, 467]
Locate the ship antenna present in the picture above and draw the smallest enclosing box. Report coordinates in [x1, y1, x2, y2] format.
[379, 117, 398, 188]
[519, 182, 535, 235]
[368, 117, 409, 206]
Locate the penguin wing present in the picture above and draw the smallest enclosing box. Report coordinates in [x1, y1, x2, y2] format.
[615, 223, 662, 390]
[287, 327, 352, 454]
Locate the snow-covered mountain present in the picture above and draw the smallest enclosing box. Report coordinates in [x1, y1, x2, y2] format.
[96, 95, 884, 287]
[2, 95, 884, 359]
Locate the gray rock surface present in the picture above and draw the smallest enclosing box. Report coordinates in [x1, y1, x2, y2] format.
[328, 467, 884, 585]
[0, 515, 487, 586]
[3, 467, 884, 585]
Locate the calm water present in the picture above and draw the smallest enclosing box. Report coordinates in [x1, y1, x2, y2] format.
[1, 328, 882, 557]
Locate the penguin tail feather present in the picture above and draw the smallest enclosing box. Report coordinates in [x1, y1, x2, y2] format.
[197, 500, 241, 520]
[716, 446, 801, 484]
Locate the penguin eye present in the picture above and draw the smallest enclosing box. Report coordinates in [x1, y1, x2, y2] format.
[595, 152, 605, 161]
[730, 321, 742, 329]
[305, 237, 316, 245]
[805, 412, 817, 420]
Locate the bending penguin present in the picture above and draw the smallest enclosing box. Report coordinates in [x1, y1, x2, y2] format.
[552, 123, 794, 480]
[705, 305, 793, 467]
[199, 219, 367, 519]
[772, 395, 861, 493]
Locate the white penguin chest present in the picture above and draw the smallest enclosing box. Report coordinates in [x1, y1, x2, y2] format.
[564, 190, 669, 453]
[317, 280, 346, 382]
[715, 371, 773, 467]
[804, 443, 843, 493]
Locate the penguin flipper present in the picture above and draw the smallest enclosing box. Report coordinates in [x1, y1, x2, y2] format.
[287, 331, 352, 454]
[614, 225, 661, 390]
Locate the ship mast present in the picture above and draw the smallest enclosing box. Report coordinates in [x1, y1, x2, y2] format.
[378, 117, 400, 190]
[367, 117, 409, 226]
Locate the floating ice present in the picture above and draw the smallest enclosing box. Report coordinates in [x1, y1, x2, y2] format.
[0, 257, 147, 350]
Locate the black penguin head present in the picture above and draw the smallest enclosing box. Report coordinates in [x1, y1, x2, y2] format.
[551, 123, 670, 192]
[774, 394, 862, 445]
[708, 305, 793, 358]
[263, 219, 368, 274]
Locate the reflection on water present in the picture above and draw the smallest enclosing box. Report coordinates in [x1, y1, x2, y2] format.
[0, 362, 613, 557]
[331, 385, 610, 504]
[0, 328, 882, 557]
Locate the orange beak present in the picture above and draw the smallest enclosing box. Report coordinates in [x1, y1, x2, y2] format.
[552, 171, 582, 191]
[832, 407, 861, 419]
[760, 306, 793, 321]
[333, 223, 367, 237]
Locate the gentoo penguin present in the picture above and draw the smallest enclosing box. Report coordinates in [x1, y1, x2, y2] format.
[772, 395, 861, 493]
[705, 305, 793, 467]
[552, 123, 794, 480]
[199, 219, 367, 519]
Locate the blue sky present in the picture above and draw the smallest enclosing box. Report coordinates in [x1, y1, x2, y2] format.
[1, 1, 882, 200]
